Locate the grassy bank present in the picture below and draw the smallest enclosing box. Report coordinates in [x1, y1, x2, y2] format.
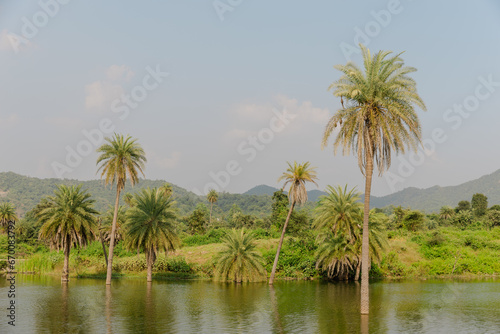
[2, 226, 499, 280]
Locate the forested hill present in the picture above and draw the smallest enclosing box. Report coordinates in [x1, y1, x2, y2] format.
[369, 169, 500, 212]
[0, 172, 272, 218]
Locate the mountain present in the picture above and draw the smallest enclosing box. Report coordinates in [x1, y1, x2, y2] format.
[243, 184, 279, 196]
[368, 169, 500, 212]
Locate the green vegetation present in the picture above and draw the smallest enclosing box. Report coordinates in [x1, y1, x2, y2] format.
[36, 185, 98, 281]
[213, 229, 266, 282]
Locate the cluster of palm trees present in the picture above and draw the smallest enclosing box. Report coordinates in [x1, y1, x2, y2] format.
[4, 44, 426, 315]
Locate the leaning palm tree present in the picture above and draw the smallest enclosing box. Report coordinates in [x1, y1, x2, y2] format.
[36, 185, 97, 281]
[269, 161, 318, 284]
[322, 44, 426, 313]
[214, 229, 266, 282]
[123, 187, 179, 282]
[97, 133, 146, 285]
[0, 202, 18, 232]
[207, 189, 218, 225]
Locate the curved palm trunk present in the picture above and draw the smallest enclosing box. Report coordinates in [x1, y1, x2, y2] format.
[62, 236, 71, 282]
[269, 201, 295, 285]
[360, 157, 374, 314]
[99, 230, 108, 266]
[106, 188, 121, 285]
[355, 261, 361, 281]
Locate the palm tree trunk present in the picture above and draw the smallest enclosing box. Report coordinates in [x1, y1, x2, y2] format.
[147, 249, 153, 282]
[355, 261, 361, 281]
[269, 201, 295, 285]
[99, 230, 108, 266]
[360, 156, 374, 314]
[62, 237, 71, 282]
[210, 202, 213, 225]
[106, 188, 121, 285]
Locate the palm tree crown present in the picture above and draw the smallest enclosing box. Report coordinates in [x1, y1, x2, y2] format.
[214, 229, 266, 282]
[322, 44, 426, 175]
[277, 161, 318, 204]
[0, 202, 18, 229]
[97, 133, 147, 191]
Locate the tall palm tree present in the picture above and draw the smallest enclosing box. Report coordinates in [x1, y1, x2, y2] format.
[269, 161, 318, 284]
[322, 44, 425, 313]
[214, 228, 266, 282]
[207, 189, 218, 225]
[0, 202, 18, 232]
[123, 187, 179, 282]
[36, 185, 97, 281]
[97, 133, 146, 285]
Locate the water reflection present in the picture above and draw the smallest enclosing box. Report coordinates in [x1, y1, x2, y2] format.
[0, 276, 499, 333]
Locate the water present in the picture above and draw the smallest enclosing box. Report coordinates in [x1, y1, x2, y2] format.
[1, 276, 499, 333]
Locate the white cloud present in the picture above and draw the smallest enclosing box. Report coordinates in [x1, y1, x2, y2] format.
[0, 114, 19, 128]
[0, 29, 32, 53]
[106, 65, 134, 82]
[226, 95, 331, 140]
[84, 80, 124, 111]
[45, 117, 85, 131]
[84, 65, 134, 112]
[150, 151, 181, 169]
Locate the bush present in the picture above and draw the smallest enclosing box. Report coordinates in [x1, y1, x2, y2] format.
[427, 231, 445, 247]
[182, 228, 227, 246]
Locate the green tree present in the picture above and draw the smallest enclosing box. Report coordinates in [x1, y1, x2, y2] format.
[96, 133, 146, 285]
[439, 206, 455, 223]
[0, 202, 18, 232]
[471, 193, 488, 217]
[207, 189, 218, 225]
[269, 161, 318, 284]
[315, 231, 358, 280]
[214, 229, 266, 282]
[456, 200, 471, 213]
[322, 44, 426, 314]
[187, 203, 209, 234]
[123, 187, 179, 282]
[402, 210, 424, 232]
[452, 210, 473, 229]
[36, 185, 98, 281]
[487, 210, 500, 229]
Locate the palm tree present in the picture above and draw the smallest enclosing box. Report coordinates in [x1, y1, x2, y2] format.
[97, 133, 146, 285]
[123, 187, 179, 282]
[159, 183, 173, 200]
[214, 229, 266, 282]
[313, 185, 363, 239]
[36, 185, 97, 281]
[269, 161, 318, 284]
[440, 206, 454, 222]
[315, 231, 358, 280]
[100, 205, 126, 243]
[207, 189, 218, 225]
[322, 44, 425, 313]
[0, 202, 18, 232]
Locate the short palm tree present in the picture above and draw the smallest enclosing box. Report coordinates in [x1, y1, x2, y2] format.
[269, 161, 318, 284]
[322, 44, 425, 313]
[315, 231, 358, 280]
[207, 189, 218, 225]
[0, 202, 18, 232]
[313, 185, 363, 239]
[97, 133, 146, 285]
[214, 229, 266, 282]
[36, 185, 97, 281]
[123, 187, 179, 282]
[100, 205, 126, 243]
[440, 206, 454, 222]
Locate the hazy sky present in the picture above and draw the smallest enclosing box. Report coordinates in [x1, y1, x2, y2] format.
[1, 0, 500, 196]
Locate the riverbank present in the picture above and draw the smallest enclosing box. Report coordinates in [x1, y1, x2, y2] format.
[2, 226, 499, 280]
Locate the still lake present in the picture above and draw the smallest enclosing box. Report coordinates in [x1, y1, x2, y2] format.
[1, 275, 499, 333]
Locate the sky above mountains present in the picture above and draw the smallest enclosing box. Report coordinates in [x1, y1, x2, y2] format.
[1, 0, 499, 196]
